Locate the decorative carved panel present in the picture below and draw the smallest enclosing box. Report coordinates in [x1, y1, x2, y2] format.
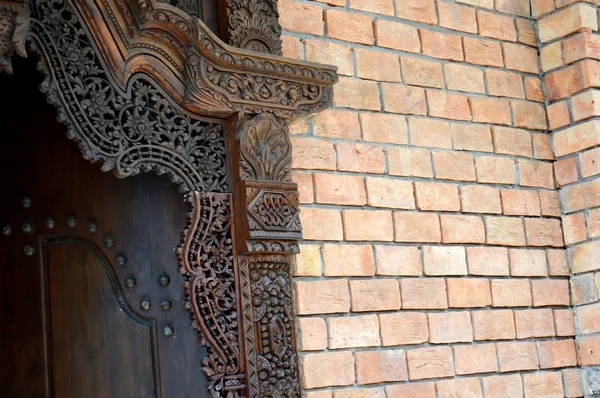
[0, 0, 337, 396]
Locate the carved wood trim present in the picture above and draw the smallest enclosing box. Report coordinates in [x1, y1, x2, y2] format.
[1, 0, 338, 397]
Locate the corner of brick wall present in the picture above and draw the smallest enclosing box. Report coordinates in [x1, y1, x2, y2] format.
[534, 0, 600, 395]
[280, 0, 587, 396]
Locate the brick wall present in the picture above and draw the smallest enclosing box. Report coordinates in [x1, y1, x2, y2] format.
[280, 0, 587, 396]
[535, 0, 600, 396]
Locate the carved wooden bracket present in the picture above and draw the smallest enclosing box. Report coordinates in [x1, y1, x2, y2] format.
[1, 0, 337, 397]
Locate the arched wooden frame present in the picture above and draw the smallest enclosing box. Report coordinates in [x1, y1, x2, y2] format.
[0, 1, 338, 397]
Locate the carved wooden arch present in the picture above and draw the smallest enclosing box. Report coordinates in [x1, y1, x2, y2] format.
[0, 1, 338, 397]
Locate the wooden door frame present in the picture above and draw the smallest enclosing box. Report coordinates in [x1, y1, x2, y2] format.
[0, 1, 338, 397]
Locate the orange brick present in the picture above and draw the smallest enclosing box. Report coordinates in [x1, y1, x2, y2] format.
[496, 0, 529, 16]
[512, 100, 548, 130]
[571, 240, 600, 274]
[497, 341, 538, 372]
[314, 174, 366, 206]
[401, 57, 445, 88]
[538, 3, 598, 43]
[324, 10, 374, 45]
[454, 343, 498, 375]
[580, 147, 600, 178]
[423, 246, 468, 276]
[554, 157, 579, 186]
[343, 209, 393, 242]
[491, 279, 532, 307]
[336, 142, 385, 174]
[410, 119, 452, 149]
[532, 0, 556, 18]
[477, 10, 516, 41]
[440, 214, 485, 243]
[349, 279, 400, 312]
[291, 137, 336, 170]
[475, 156, 516, 184]
[541, 41, 564, 72]
[292, 171, 314, 204]
[509, 249, 547, 276]
[312, 109, 360, 139]
[546, 60, 600, 101]
[540, 190, 562, 217]
[333, 388, 385, 398]
[563, 369, 583, 398]
[486, 216, 525, 246]
[401, 278, 448, 309]
[323, 244, 375, 276]
[460, 185, 502, 214]
[519, 160, 555, 188]
[380, 312, 428, 346]
[515, 309, 555, 338]
[504, 43, 539, 74]
[360, 113, 408, 145]
[381, 84, 427, 115]
[406, 346, 454, 380]
[555, 309, 576, 336]
[579, 335, 600, 365]
[428, 311, 473, 343]
[374, 19, 420, 53]
[523, 372, 564, 397]
[305, 389, 332, 398]
[472, 310, 516, 340]
[438, 1, 477, 33]
[464, 37, 504, 67]
[538, 340, 577, 369]
[419, 29, 463, 61]
[349, 0, 393, 15]
[571, 273, 597, 305]
[387, 146, 433, 177]
[467, 247, 510, 276]
[572, 90, 600, 122]
[386, 383, 435, 398]
[437, 378, 482, 397]
[470, 97, 511, 125]
[415, 182, 460, 211]
[394, 212, 441, 243]
[396, 0, 437, 25]
[374, 245, 422, 276]
[532, 133, 554, 160]
[444, 64, 486, 93]
[448, 278, 492, 308]
[279, 0, 323, 35]
[327, 314, 380, 349]
[563, 213, 586, 244]
[562, 179, 600, 214]
[493, 127, 533, 158]
[486, 69, 525, 99]
[482, 374, 524, 398]
[294, 244, 321, 276]
[588, 208, 600, 238]
[563, 32, 600, 64]
[300, 351, 355, 388]
[547, 101, 571, 129]
[282, 35, 301, 59]
[334, 77, 380, 111]
[355, 48, 401, 82]
[577, 302, 600, 334]
[525, 76, 545, 102]
[301, 208, 343, 241]
[524, 218, 564, 246]
[427, 90, 471, 121]
[366, 177, 414, 209]
[452, 124, 493, 152]
[517, 19, 536, 47]
[356, 350, 408, 385]
[298, 317, 327, 351]
[305, 40, 354, 76]
[432, 151, 475, 181]
[500, 189, 541, 216]
[295, 280, 350, 315]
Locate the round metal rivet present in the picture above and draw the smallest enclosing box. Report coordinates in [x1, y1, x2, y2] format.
[116, 254, 127, 266]
[2, 224, 12, 236]
[104, 235, 115, 248]
[161, 299, 172, 311]
[140, 298, 151, 311]
[86, 220, 98, 233]
[125, 277, 136, 288]
[45, 217, 56, 229]
[22, 222, 33, 234]
[22, 197, 32, 208]
[66, 216, 77, 228]
[23, 244, 35, 256]
[159, 274, 170, 286]
[163, 325, 174, 337]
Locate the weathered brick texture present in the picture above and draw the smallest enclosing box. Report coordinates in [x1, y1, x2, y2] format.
[281, 0, 590, 395]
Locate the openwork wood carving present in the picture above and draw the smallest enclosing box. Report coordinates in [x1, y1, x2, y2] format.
[2, 0, 337, 396]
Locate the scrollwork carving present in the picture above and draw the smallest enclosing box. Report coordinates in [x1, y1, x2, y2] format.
[0, 0, 29, 74]
[226, 0, 282, 55]
[177, 192, 244, 398]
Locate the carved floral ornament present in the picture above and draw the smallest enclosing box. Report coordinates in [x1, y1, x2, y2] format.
[0, 0, 337, 397]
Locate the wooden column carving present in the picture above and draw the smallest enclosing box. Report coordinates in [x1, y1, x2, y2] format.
[0, 0, 337, 397]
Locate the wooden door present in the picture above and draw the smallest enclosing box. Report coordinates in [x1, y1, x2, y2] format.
[0, 60, 211, 397]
